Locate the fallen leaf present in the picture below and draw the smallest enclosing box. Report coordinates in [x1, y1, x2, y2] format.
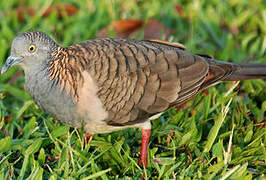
[14, 7, 35, 21]
[10, 4, 78, 21]
[43, 4, 78, 18]
[97, 19, 144, 38]
[97, 19, 169, 40]
[144, 19, 169, 39]
[114, 19, 144, 37]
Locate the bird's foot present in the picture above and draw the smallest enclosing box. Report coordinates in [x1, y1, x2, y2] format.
[138, 128, 151, 168]
[83, 132, 92, 147]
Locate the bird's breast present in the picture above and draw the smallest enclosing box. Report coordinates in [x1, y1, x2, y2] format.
[24, 69, 82, 128]
[24, 69, 109, 131]
[76, 71, 109, 122]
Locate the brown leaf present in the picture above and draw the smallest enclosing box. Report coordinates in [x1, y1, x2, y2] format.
[97, 19, 144, 38]
[97, 19, 169, 40]
[43, 4, 78, 18]
[144, 19, 169, 39]
[113, 19, 144, 37]
[11, 4, 78, 21]
[14, 7, 35, 21]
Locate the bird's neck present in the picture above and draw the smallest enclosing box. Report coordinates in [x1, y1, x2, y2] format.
[24, 62, 52, 95]
[46, 46, 86, 101]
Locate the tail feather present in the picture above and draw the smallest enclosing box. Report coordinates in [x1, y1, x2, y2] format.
[223, 63, 266, 81]
[200, 58, 266, 90]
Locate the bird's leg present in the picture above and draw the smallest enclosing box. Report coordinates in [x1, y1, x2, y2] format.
[138, 128, 151, 167]
[84, 132, 92, 147]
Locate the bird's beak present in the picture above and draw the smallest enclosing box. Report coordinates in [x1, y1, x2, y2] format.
[1, 56, 23, 74]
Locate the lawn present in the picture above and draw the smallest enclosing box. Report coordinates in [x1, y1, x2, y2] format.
[0, 0, 265, 179]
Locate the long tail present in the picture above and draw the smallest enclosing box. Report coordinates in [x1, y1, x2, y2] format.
[223, 63, 266, 81]
[201, 58, 266, 89]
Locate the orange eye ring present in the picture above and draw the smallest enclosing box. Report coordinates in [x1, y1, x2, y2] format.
[28, 45, 36, 53]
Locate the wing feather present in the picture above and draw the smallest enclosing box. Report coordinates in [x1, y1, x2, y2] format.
[78, 38, 209, 125]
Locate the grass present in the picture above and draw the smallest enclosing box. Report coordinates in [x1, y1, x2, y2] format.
[0, 0, 265, 179]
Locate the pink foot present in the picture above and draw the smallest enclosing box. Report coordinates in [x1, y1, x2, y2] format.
[84, 132, 92, 147]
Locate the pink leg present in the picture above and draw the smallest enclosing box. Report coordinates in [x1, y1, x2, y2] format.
[138, 129, 151, 167]
[84, 133, 92, 146]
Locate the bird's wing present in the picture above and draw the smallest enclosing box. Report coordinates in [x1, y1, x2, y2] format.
[73, 38, 209, 126]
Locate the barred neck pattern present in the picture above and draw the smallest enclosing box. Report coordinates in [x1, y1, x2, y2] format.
[48, 46, 87, 101]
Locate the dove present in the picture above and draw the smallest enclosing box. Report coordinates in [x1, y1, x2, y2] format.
[1, 31, 266, 167]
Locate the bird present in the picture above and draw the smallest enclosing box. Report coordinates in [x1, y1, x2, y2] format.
[1, 31, 266, 167]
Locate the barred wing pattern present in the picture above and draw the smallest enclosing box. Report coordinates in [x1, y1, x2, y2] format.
[73, 38, 209, 125]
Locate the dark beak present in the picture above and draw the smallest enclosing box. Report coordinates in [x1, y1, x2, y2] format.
[1, 56, 23, 74]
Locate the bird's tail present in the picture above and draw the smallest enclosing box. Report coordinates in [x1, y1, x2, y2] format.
[223, 62, 266, 81]
[200, 58, 266, 89]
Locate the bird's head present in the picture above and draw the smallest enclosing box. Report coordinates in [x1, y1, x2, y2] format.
[1, 31, 58, 74]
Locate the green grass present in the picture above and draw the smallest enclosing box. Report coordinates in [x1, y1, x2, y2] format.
[0, 0, 265, 179]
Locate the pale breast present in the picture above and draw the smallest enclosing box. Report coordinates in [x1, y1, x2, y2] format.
[77, 71, 109, 122]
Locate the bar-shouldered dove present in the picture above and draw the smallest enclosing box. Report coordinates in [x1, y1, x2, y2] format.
[2, 31, 266, 167]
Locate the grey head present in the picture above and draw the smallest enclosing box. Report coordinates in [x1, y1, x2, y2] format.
[1, 31, 58, 74]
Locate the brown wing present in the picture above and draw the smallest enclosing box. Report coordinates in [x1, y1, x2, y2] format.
[78, 38, 209, 125]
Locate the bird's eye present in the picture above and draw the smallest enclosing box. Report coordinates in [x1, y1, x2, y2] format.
[28, 45, 36, 53]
